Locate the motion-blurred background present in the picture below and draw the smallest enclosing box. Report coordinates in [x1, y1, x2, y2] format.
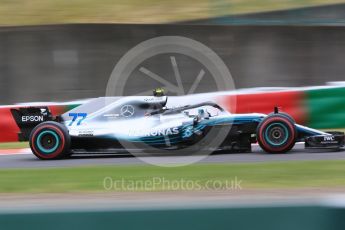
[1, 2, 345, 230]
[1, 0, 345, 103]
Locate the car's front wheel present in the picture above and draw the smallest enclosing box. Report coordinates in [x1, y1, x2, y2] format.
[257, 114, 297, 153]
[29, 121, 70, 160]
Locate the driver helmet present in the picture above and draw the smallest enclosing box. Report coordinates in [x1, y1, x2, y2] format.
[198, 108, 209, 119]
[153, 87, 165, 97]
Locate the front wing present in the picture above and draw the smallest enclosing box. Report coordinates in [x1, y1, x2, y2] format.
[305, 132, 345, 149]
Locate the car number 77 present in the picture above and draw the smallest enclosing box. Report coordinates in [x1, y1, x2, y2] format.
[68, 113, 87, 126]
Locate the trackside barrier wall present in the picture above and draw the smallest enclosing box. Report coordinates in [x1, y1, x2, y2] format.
[0, 205, 345, 230]
[1, 24, 345, 104]
[221, 86, 345, 129]
[306, 87, 345, 129]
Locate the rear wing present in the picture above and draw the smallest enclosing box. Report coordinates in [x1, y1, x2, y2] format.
[0, 102, 83, 142]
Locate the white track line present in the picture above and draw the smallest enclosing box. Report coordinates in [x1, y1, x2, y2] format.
[0, 148, 32, 156]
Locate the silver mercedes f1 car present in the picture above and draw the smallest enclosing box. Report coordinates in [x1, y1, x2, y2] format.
[10, 91, 345, 160]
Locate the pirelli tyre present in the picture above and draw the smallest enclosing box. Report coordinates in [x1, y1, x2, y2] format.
[268, 112, 295, 124]
[29, 121, 71, 160]
[257, 114, 297, 153]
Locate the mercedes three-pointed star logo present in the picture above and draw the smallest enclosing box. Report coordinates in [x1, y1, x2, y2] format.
[120, 105, 135, 117]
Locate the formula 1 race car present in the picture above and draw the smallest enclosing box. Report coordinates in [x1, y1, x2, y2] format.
[9, 92, 345, 160]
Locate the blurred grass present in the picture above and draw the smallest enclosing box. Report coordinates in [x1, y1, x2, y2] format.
[0, 142, 28, 149]
[0, 160, 345, 193]
[0, 0, 343, 25]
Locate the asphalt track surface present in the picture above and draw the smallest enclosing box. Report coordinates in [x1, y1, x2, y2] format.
[1, 143, 345, 169]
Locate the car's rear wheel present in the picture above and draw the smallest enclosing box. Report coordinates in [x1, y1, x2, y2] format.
[257, 114, 297, 153]
[29, 121, 70, 160]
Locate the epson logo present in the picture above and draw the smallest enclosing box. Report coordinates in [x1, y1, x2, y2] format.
[324, 136, 335, 141]
[22, 116, 44, 122]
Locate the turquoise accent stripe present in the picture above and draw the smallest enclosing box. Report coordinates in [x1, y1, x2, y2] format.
[264, 123, 289, 146]
[108, 115, 263, 145]
[36, 130, 59, 154]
